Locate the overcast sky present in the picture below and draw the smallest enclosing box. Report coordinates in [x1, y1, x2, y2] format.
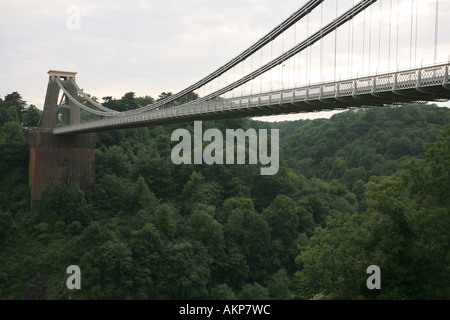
[1, 0, 449, 121]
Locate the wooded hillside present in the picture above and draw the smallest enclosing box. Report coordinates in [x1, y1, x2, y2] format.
[0, 92, 448, 299]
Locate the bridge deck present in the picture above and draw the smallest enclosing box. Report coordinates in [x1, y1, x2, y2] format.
[54, 63, 450, 135]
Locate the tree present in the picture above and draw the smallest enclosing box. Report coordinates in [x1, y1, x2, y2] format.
[210, 284, 236, 300]
[22, 105, 41, 127]
[121, 92, 139, 111]
[297, 178, 357, 227]
[94, 174, 133, 215]
[102, 96, 121, 112]
[224, 198, 272, 282]
[251, 158, 303, 212]
[157, 92, 172, 101]
[0, 122, 28, 175]
[151, 204, 180, 239]
[129, 176, 157, 214]
[96, 145, 130, 179]
[135, 95, 154, 107]
[0, 210, 12, 241]
[181, 171, 221, 214]
[296, 125, 450, 299]
[263, 195, 299, 271]
[186, 206, 225, 259]
[181, 171, 206, 214]
[411, 125, 450, 208]
[4, 92, 26, 123]
[263, 195, 298, 247]
[130, 148, 175, 200]
[130, 223, 161, 261]
[129, 223, 161, 299]
[268, 269, 294, 300]
[295, 211, 368, 299]
[37, 186, 92, 225]
[237, 282, 269, 300]
[81, 239, 134, 299]
[155, 240, 211, 299]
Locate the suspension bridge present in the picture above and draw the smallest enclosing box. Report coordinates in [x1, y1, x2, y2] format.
[27, 0, 449, 203]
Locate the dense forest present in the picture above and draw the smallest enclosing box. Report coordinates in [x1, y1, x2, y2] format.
[0, 91, 449, 300]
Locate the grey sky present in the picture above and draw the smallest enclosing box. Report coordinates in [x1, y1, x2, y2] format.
[1, 0, 449, 121]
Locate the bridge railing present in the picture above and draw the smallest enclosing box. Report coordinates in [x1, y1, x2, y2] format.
[206, 62, 450, 108]
[144, 62, 448, 116]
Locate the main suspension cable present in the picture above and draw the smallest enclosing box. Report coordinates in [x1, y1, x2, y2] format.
[180, 0, 379, 108]
[55, 78, 118, 117]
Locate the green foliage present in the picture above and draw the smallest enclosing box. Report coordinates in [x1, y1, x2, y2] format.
[210, 284, 236, 300]
[22, 105, 41, 127]
[0, 122, 28, 175]
[0, 92, 449, 300]
[181, 171, 219, 215]
[224, 198, 272, 283]
[186, 207, 224, 252]
[0, 210, 12, 241]
[268, 269, 294, 300]
[130, 176, 157, 213]
[95, 146, 131, 178]
[295, 124, 450, 299]
[93, 174, 133, 215]
[81, 239, 134, 299]
[151, 204, 180, 239]
[102, 92, 140, 112]
[37, 186, 92, 225]
[130, 147, 175, 200]
[237, 282, 269, 300]
[282, 104, 450, 188]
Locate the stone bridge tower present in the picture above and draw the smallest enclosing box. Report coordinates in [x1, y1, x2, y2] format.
[40, 70, 80, 128]
[27, 71, 96, 208]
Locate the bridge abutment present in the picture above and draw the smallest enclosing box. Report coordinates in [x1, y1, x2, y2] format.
[27, 129, 96, 208]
